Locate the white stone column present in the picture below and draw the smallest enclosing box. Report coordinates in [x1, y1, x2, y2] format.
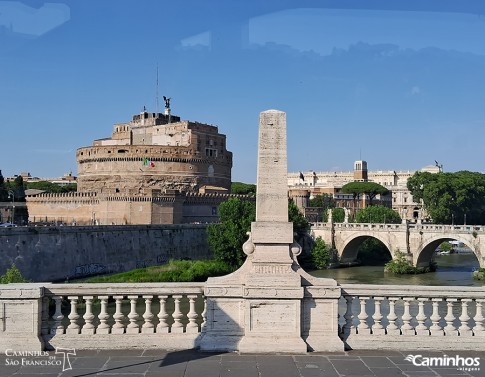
[200, 110, 341, 353]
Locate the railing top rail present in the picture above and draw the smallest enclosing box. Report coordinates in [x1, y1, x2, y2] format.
[340, 283, 485, 298]
[43, 282, 205, 296]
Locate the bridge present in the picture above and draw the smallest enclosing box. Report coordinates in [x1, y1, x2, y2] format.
[312, 222, 485, 268]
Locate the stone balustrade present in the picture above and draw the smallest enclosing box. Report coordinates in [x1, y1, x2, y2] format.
[0, 283, 206, 351]
[2, 282, 485, 352]
[339, 284, 485, 351]
[312, 221, 485, 233]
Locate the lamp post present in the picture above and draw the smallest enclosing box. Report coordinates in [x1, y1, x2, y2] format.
[7, 190, 15, 224]
[464, 213, 467, 226]
[451, 213, 454, 226]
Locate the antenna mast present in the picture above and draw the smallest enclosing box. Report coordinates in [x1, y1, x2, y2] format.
[155, 63, 159, 114]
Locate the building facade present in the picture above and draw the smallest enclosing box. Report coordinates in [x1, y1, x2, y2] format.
[288, 161, 439, 221]
[26, 107, 237, 225]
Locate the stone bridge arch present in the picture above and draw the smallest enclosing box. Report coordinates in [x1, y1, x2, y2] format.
[415, 235, 480, 268]
[339, 234, 393, 265]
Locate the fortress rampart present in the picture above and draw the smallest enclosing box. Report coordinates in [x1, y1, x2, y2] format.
[26, 191, 255, 225]
[0, 224, 211, 282]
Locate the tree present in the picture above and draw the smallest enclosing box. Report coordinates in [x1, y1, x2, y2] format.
[0, 264, 29, 284]
[341, 181, 389, 206]
[311, 237, 331, 269]
[11, 175, 26, 200]
[355, 205, 401, 224]
[331, 207, 345, 223]
[340, 182, 362, 214]
[26, 181, 77, 194]
[354, 206, 401, 265]
[407, 171, 485, 224]
[230, 182, 256, 196]
[322, 207, 345, 223]
[309, 194, 336, 222]
[309, 194, 335, 208]
[207, 198, 256, 268]
[207, 198, 310, 268]
[288, 199, 309, 236]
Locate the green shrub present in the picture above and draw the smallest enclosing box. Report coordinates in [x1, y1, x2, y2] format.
[311, 237, 332, 269]
[0, 264, 30, 284]
[384, 251, 435, 274]
[84, 259, 233, 283]
[473, 268, 485, 281]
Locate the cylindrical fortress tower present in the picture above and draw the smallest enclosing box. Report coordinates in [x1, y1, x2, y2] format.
[76, 110, 232, 195]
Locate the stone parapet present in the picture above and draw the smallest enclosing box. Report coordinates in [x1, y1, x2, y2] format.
[1, 282, 484, 352]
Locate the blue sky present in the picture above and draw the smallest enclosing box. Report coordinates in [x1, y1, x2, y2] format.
[1, 0, 485, 184]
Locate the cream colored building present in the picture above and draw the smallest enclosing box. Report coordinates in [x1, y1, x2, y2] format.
[288, 161, 440, 221]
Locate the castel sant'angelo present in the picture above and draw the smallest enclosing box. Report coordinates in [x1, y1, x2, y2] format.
[27, 101, 246, 225]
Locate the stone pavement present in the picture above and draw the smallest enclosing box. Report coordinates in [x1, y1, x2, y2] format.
[1, 349, 485, 377]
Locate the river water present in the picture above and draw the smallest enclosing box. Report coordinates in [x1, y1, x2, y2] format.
[308, 253, 483, 286]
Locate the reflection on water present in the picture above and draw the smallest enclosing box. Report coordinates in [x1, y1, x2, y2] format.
[309, 253, 483, 286]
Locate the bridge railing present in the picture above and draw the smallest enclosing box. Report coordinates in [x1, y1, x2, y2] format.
[41, 283, 206, 350]
[312, 222, 485, 233]
[311, 222, 405, 230]
[339, 284, 485, 350]
[3, 282, 485, 351]
[408, 224, 485, 232]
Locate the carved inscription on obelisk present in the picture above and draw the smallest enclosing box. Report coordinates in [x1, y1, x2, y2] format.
[256, 110, 288, 223]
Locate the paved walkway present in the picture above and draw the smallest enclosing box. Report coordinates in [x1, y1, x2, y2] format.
[1, 349, 484, 377]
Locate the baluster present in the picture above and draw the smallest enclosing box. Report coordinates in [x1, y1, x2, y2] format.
[474, 299, 484, 336]
[458, 299, 472, 336]
[126, 295, 140, 334]
[401, 297, 415, 335]
[66, 296, 81, 334]
[357, 297, 370, 334]
[82, 296, 95, 334]
[186, 294, 199, 332]
[51, 296, 64, 335]
[372, 297, 385, 335]
[97, 296, 110, 334]
[415, 298, 429, 335]
[157, 295, 169, 333]
[444, 298, 458, 336]
[171, 295, 184, 333]
[387, 297, 399, 335]
[142, 295, 155, 333]
[112, 295, 126, 334]
[41, 297, 50, 335]
[429, 298, 444, 336]
[201, 296, 207, 331]
[342, 295, 354, 336]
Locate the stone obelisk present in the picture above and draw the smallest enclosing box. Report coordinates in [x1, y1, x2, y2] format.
[201, 109, 341, 353]
[237, 110, 307, 352]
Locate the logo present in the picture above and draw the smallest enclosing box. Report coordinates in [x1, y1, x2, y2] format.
[55, 348, 76, 371]
[405, 354, 480, 372]
[4, 347, 76, 372]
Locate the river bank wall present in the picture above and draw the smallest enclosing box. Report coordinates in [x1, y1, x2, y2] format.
[0, 224, 211, 282]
